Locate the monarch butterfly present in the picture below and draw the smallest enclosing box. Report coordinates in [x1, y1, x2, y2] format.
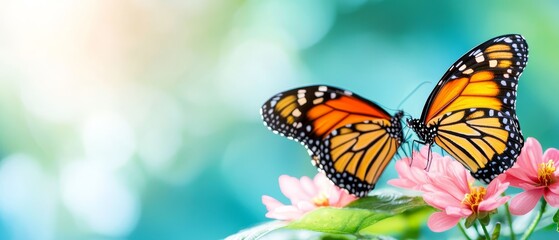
[261, 86, 404, 196]
[407, 34, 528, 183]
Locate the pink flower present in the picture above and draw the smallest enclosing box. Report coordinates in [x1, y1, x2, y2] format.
[389, 146, 510, 232]
[502, 137, 559, 215]
[422, 167, 510, 232]
[262, 172, 357, 221]
[387, 146, 459, 191]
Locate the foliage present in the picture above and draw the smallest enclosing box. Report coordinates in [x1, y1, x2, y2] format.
[230, 193, 431, 239]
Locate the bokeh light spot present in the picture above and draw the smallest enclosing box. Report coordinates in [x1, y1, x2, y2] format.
[60, 160, 139, 236]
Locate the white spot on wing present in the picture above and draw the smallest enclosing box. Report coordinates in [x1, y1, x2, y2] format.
[475, 55, 485, 63]
[313, 98, 323, 104]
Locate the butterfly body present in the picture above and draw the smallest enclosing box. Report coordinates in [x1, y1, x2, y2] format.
[262, 85, 403, 196]
[407, 34, 528, 183]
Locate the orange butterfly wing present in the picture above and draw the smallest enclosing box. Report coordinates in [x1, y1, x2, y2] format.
[410, 34, 528, 183]
[262, 85, 403, 196]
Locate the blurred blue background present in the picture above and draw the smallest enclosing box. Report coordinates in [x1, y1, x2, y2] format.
[0, 0, 558, 239]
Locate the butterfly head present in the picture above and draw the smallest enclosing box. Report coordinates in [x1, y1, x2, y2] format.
[406, 118, 436, 144]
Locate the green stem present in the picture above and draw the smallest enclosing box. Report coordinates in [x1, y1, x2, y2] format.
[478, 219, 491, 240]
[457, 222, 473, 240]
[504, 201, 516, 240]
[520, 198, 547, 240]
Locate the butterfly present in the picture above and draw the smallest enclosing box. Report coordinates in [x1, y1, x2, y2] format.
[261, 85, 404, 197]
[407, 34, 528, 183]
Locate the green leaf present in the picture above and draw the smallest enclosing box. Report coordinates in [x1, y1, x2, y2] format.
[554, 209, 559, 232]
[477, 211, 489, 220]
[288, 207, 392, 234]
[287, 192, 431, 235]
[360, 207, 432, 238]
[491, 222, 501, 240]
[225, 221, 286, 240]
[464, 214, 476, 228]
[478, 214, 491, 226]
[346, 193, 428, 214]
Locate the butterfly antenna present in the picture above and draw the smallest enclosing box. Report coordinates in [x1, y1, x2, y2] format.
[403, 112, 414, 120]
[396, 81, 432, 110]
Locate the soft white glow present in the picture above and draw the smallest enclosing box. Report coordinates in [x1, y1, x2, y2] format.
[0, 154, 56, 240]
[217, 38, 300, 119]
[60, 160, 139, 236]
[19, 65, 89, 123]
[135, 92, 183, 178]
[81, 112, 136, 170]
[245, 0, 335, 49]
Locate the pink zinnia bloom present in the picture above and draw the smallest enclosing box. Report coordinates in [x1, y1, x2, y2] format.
[387, 146, 458, 191]
[422, 165, 510, 232]
[262, 172, 357, 221]
[502, 137, 559, 215]
[390, 146, 510, 232]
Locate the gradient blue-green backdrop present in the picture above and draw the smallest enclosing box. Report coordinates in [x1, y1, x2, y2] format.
[0, 0, 558, 239]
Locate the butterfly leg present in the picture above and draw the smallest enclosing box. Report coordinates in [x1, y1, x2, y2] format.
[403, 129, 414, 158]
[425, 144, 433, 171]
[409, 140, 418, 166]
[410, 139, 427, 167]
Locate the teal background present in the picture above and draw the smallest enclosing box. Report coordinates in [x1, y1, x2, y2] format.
[0, 0, 557, 239]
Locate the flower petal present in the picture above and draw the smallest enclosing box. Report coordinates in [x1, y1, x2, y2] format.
[337, 191, 357, 206]
[479, 195, 510, 212]
[517, 182, 543, 190]
[522, 137, 544, 170]
[447, 161, 474, 193]
[328, 189, 345, 207]
[412, 146, 429, 169]
[423, 191, 462, 210]
[278, 175, 311, 204]
[543, 148, 559, 166]
[265, 205, 305, 221]
[444, 206, 471, 217]
[427, 212, 462, 232]
[409, 166, 429, 184]
[485, 179, 509, 198]
[509, 189, 544, 215]
[504, 168, 538, 187]
[425, 176, 466, 202]
[387, 178, 414, 189]
[296, 200, 317, 212]
[313, 172, 334, 192]
[389, 157, 431, 191]
[543, 190, 559, 208]
[549, 182, 559, 195]
[300, 176, 319, 197]
[479, 180, 510, 211]
[262, 195, 285, 211]
[398, 158, 417, 177]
